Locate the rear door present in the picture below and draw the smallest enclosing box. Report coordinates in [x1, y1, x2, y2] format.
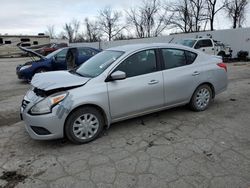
[107, 49, 164, 119]
[161, 48, 199, 105]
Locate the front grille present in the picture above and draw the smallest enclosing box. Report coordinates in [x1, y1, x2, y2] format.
[21, 99, 30, 109]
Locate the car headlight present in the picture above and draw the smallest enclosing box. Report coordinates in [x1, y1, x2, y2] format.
[20, 65, 32, 71]
[30, 91, 68, 115]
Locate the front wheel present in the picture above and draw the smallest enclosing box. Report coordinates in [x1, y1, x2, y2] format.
[65, 107, 104, 144]
[189, 84, 212, 111]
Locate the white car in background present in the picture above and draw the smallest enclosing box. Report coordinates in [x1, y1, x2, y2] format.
[177, 38, 232, 58]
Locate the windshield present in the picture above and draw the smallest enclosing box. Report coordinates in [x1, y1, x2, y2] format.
[76, 50, 124, 78]
[178, 39, 196, 47]
[45, 48, 65, 59]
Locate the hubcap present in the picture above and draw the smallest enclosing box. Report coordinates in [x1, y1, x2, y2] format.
[72, 113, 99, 140]
[195, 88, 210, 109]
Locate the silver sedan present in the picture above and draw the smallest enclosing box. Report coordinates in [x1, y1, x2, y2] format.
[20, 43, 227, 144]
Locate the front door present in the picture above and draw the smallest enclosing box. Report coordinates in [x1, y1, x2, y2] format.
[107, 49, 164, 119]
[52, 48, 68, 70]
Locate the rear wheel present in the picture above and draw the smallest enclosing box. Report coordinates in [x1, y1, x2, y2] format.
[65, 107, 104, 144]
[189, 84, 212, 111]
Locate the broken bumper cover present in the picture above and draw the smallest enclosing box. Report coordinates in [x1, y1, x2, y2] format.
[20, 92, 68, 140]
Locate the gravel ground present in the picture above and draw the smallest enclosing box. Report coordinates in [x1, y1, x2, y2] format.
[0, 58, 250, 188]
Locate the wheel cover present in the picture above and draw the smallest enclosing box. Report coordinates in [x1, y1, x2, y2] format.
[72, 113, 99, 140]
[195, 88, 210, 109]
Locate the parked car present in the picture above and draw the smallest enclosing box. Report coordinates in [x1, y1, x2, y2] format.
[177, 37, 232, 58]
[35, 43, 68, 56]
[20, 43, 228, 144]
[16, 46, 101, 81]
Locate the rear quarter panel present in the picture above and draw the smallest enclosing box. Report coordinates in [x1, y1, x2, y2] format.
[196, 55, 227, 95]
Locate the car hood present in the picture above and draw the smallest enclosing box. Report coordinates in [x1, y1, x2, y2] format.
[31, 71, 90, 91]
[18, 44, 45, 59]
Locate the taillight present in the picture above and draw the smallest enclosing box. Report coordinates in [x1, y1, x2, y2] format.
[217, 63, 227, 72]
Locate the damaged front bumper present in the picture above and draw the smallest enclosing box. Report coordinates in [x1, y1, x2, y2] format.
[20, 89, 68, 140]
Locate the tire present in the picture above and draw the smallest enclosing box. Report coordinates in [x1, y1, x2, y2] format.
[65, 107, 104, 144]
[189, 84, 212, 112]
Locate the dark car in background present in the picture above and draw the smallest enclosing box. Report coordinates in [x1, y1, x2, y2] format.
[35, 43, 68, 56]
[16, 46, 100, 81]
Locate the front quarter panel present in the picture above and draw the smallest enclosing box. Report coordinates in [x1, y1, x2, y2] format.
[65, 78, 111, 125]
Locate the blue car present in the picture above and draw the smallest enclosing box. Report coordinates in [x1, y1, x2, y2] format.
[16, 46, 101, 81]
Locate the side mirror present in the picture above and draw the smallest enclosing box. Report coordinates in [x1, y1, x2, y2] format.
[109, 71, 126, 81]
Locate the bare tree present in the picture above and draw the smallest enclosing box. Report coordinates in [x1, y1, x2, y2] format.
[63, 19, 81, 43]
[98, 7, 124, 41]
[126, 0, 171, 38]
[126, 8, 146, 38]
[72, 19, 80, 41]
[168, 0, 193, 33]
[46, 25, 56, 39]
[224, 0, 248, 28]
[189, 0, 207, 31]
[85, 18, 101, 42]
[169, 0, 209, 32]
[206, 0, 225, 30]
[63, 23, 74, 43]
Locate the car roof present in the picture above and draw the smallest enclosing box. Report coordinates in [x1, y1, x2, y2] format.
[107, 43, 198, 53]
[64, 46, 100, 51]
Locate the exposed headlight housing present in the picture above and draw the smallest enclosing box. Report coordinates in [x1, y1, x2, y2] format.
[20, 65, 32, 71]
[29, 91, 68, 115]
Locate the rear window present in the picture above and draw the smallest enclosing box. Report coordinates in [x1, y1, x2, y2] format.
[185, 51, 197, 64]
[161, 48, 197, 69]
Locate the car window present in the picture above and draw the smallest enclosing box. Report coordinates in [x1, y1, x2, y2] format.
[195, 39, 213, 49]
[178, 39, 196, 47]
[78, 48, 96, 56]
[56, 49, 68, 61]
[185, 51, 197, 64]
[162, 49, 186, 69]
[115, 50, 157, 78]
[45, 48, 65, 59]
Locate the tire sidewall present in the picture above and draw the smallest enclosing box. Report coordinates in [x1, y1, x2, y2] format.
[65, 107, 104, 144]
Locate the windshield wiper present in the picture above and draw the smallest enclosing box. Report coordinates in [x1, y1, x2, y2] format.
[69, 69, 92, 78]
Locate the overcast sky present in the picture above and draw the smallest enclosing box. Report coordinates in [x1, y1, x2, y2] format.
[0, 0, 249, 36]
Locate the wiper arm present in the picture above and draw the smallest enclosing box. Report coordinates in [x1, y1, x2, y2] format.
[69, 69, 91, 78]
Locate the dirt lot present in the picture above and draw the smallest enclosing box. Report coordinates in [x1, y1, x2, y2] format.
[0, 58, 250, 188]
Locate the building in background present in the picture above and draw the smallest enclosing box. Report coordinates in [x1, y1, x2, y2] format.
[0, 34, 50, 57]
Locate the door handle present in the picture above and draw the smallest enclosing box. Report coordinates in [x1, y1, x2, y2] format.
[148, 80, 159, 85]
[192, 71, 200, 76]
